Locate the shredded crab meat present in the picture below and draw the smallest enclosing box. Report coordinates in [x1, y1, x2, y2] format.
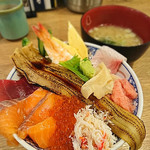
[71, 106, 116, 150]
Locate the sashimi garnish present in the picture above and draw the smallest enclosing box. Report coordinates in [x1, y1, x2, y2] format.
[0, 77, 38, 102]
[91, 46, 127, 74]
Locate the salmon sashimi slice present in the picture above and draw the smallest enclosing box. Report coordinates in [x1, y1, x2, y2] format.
[0, 86, 85, 149]
[32, 23, 72, 64]
[27, 117, 56, 149]
[18, 92, 64, 139]
[0, 88, 48, 146]
[19, 94, 85, 149]
[0, 101, 25, 146]
[22, 87, 48, 116]
[0, 77, 38, 102]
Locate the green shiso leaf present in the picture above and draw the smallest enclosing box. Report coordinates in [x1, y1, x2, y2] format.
[59, 56, 89, 82]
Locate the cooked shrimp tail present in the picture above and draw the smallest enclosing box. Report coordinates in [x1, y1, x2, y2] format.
[32, 23, 72, 64]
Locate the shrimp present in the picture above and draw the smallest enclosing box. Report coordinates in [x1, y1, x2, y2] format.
[32, 23, 72, 64]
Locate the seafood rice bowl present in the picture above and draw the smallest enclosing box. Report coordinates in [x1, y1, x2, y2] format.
[0, 23, 145, 150]
[6, 42, 143, 150]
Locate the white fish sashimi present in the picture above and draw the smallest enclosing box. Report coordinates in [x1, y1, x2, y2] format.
[91, 46, 127, 74]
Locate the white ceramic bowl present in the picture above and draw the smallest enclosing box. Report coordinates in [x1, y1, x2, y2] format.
[7, 42, 143, 150]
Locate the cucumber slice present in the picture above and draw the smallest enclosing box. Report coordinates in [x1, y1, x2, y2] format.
[38, 29, 52, 57]
[38, 38, 46, 57]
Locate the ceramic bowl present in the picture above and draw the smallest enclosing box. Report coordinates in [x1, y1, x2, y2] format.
[7, 42, 143, 150]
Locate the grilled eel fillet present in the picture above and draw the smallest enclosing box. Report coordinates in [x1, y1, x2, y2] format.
[11, 43, 146, 150]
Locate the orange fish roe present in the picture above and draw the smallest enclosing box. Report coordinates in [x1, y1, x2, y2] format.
[48, 96, 85, 150]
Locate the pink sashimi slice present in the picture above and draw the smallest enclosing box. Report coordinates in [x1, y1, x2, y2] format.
[91, 46, 127, 74]
[110, 79, 136, 113]
[120, 79, 137, 99]
[0, 77, 38, 102]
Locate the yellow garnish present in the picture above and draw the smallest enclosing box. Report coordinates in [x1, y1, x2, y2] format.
[68, 22, 88, 59]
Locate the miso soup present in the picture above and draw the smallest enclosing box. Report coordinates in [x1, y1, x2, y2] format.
[88, 25, 143, 47]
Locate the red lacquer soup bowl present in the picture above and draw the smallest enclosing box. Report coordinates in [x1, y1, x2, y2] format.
[81, 5, 150, 63]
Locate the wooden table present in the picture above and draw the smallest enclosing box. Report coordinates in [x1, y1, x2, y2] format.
[0, 0, 150, 149]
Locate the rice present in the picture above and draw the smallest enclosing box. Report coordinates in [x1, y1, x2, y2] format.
[71, 105, 116, 150]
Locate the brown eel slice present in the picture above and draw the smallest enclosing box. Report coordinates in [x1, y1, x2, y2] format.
[11, 43, 146, 150]
[93, 96, 146, 150]
[11, 44, 91, 105]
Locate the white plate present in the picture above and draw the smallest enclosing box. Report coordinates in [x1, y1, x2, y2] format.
[7, 42, 143, 150]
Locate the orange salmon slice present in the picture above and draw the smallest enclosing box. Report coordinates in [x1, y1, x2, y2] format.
[18, 94, 85, 149]
[18, 92, 64, 139]
[27, 117, 56, 148]
[0, 87, 85, 149]
[0, 88, 48, 146]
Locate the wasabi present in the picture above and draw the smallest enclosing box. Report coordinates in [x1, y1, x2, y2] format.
[80, 58, 95, 79]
